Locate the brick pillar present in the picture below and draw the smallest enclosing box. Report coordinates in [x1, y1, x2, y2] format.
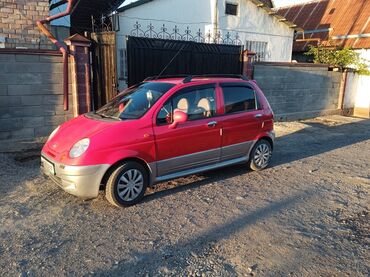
[64, 34, 92, 117]
[242, 50, 256, 79]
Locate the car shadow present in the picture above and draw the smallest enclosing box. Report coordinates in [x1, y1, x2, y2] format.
[91, 189, 315, 276]
[144, 118, 370, 203]
[143, 162, 250, 203]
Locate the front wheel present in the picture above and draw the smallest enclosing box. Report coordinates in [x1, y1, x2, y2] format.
[248, 139, 272, 171]
[105, 162, 148, 207]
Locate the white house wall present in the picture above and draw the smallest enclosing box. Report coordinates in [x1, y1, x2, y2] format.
[116, 0, 215, 88]
[116, 0, 294, 87]
[343, 72, 370, 118]
[116, 0, 215, 52]
[217, 0, 293, 62]
[356, 49, 370, 69]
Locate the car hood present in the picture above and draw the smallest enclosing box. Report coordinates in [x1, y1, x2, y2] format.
[44, 115, 117, 155]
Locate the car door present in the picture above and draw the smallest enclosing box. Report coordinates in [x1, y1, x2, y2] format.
[218, 83, 264, 161]
[153, 84, 222, 177]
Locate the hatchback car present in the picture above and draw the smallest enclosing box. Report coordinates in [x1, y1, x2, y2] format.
[41, 75, 274, 207]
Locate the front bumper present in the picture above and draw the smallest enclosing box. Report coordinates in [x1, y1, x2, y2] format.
[41, 153, 110, 199]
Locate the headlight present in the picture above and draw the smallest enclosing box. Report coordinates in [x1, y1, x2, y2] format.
[69, 138, 90, 158]
[47, 126, 60, 142]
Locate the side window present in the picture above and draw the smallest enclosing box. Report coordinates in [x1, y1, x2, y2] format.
[157, 101, 173, 125]
[222, 86, 257, 114]
[156, 86, 216, 125]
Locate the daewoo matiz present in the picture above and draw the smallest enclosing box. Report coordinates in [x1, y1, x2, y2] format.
[41, 75, 275, 207]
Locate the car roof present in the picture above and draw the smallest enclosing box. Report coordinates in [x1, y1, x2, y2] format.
[149, 77, 250, 85]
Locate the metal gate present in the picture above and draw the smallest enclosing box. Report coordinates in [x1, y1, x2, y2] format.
[127, 36, 243, 87]
[91, 31, 117, 109]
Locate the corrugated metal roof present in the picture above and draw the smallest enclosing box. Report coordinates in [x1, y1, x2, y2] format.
[276, 0, 370, 51]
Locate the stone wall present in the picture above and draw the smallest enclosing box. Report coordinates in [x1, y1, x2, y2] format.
[253, 62, 343, 121]
[0, 50, 73, 141]
[0, 0, 52, 49]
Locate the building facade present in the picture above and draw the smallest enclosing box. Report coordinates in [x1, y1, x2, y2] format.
[0, 0, 52, 49]
[116, 0, 296, 87]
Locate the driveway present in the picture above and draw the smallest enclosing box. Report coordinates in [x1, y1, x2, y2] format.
[0, 115, 369, 276]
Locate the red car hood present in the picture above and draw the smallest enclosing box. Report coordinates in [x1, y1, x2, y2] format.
[44, 115, 116, 155]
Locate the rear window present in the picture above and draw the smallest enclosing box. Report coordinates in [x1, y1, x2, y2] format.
[95, 82, 175, 120]
[222, 85, 257, 114]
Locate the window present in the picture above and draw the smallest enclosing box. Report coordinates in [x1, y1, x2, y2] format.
[119, 49, 127, 81]
[245, 41, 268, 62]
[222, 85, 257, 114]
[225, 3, 238, 16]
[157, 86, 217, 125]
[157, 101, 173, 125]
[96, 82, 175, 120]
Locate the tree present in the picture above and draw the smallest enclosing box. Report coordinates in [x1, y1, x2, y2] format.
[305, 45, 370, 75]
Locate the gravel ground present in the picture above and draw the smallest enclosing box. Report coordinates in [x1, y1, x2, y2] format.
[0, 115, 369, 277]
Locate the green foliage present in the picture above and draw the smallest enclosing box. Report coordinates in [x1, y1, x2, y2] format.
[305, 45, 370, 75]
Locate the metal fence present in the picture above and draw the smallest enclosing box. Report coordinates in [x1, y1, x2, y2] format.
[129, 21, 243, 46]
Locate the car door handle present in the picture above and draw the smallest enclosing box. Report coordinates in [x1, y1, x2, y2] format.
[207, 121, 217, 127]
[255, 114, 263, 118]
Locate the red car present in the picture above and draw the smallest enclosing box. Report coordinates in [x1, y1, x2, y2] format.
[41, 75, 274, 207]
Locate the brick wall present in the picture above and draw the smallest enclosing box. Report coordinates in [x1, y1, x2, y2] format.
[0, 0, 52, 49]
[0, 50, 73, 141]
[253, 63, 343, 121]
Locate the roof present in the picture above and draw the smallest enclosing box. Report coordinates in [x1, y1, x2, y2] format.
[259, 0, 274, 8]
[70, 0, 125, 32]
[117, 0, 152, 12]
[64, 33, 91, 46]
[117, 0, 298, 29]
[276, 0, 370, 51]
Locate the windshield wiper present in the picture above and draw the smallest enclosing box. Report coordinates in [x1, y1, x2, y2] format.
[96, 113, 121, 120]
[119, 114, 139, 119]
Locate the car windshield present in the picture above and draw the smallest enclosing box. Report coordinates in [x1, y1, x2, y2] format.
[95, 82, 175, 120]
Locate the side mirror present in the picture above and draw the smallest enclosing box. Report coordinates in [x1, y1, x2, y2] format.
[169, 110, 188, 129]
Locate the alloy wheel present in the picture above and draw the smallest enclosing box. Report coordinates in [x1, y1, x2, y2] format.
[253, 143, 271, 168]
[116, 169, 144, 201]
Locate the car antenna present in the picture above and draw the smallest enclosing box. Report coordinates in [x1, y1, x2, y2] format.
[155, 44, 187, 79]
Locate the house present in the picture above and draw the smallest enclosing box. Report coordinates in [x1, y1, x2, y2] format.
[0, 0, 52, 49]
[115, 0, 298, 87]
[276, 0, 370, 64]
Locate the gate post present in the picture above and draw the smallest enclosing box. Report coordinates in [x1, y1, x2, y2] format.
[242, 50, 256, 79]
[65, 34, 92, 117]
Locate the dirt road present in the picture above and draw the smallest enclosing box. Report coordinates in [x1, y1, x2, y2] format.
[0, 115, 369, 276]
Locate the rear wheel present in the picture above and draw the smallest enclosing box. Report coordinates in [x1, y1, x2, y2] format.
[105, 162, 148, 207]
[248, 139, 272, 171]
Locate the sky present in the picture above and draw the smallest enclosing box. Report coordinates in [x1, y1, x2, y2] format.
[49, 0, 70, 26]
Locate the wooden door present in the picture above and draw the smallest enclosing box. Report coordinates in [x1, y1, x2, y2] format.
[91, 31, 117, 109]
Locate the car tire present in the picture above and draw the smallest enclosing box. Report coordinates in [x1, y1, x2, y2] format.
[105, 161, 148, 207]
[248, 139, 272, 171]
